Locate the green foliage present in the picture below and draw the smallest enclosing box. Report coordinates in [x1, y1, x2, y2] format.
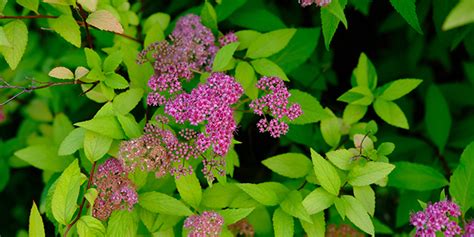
[1, 0, 472, 236]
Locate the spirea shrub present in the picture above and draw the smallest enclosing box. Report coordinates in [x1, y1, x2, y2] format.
[0, 0, 473, 236]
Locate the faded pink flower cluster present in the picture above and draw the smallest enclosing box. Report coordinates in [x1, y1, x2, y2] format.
[184, 211, 224, 237]
[219, 32, 238, 46]
[165, 72, 243, 156]
[410, 200, 462, 237]
[118, 122, 199, 178]
[465, 220, 474, 236]
[139, 14, 219, 106]
[250, 76, 302, 138]
[92, 158, 138, 221]
[299, 0, 331, 7]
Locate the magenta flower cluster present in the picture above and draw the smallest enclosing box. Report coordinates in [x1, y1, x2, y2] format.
[165, 72, 243, 156]
[299, 0, 331, 7]
[118, 122, 199, 178]
[250, 76, 302, 138]
[92, 158, 138, 221]
[219, 32, 238, 46]
[410, 200, 462, 237]
[139, 14, 219, 106]
[465, 220, 474, 236]
[184, 211, 224, 237]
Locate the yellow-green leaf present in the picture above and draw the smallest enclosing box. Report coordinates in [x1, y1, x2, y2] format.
[86, 10, 124, 34]
[48, 66, 74, 80]
[0, 20, 28, 70]
[29, 202, 45, 237]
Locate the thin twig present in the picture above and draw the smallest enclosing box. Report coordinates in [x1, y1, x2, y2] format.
[63, 162, 97, 237]
[76, 4, 93, 48]
[0, 79, 96, 106]
[0, 14, 141, 43]
[0, 15, 56, 19]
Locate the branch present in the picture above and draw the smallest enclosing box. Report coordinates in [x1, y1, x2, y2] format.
[63, 162, 97, 237]
[0, 14, 141, 43]
[0, 15, 56, 19]
[0, 78, 97, 106]
[76, 4, 93, 48]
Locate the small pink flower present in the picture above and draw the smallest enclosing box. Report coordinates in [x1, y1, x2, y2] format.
[184, 211, 224, 237]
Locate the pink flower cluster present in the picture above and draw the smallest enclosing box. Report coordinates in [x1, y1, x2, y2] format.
[410, 200, 462, 237]
[139, 14, 219, 106]
[92, 158, 138, 221]
[118, 123, 199, 178]
[165, 72, 243, 156]
[184, 211, 224, 237]
[219, 32, 238, 46]
[299, 0, 331, 7]
[465, 220, 474, 236]
[250, 76, 302, 138]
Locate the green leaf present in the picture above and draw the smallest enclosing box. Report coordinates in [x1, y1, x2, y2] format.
[218, 208, 254, 225]
[212, 42, 240, 71]
[288, 89, 330, 125]
[143, 12, 170, 33]
[17, 0, 39, 13]
[86, 10, 124, 33]
[261, 153, 312, 178]
[343, 104, 368, 125]
[320, 116, 341, 147]
[49, 67, 74, 80]
[348, 161, 395, 186]
[103, 52, 123, 73]
[144, 24, 165, 48]
[320, 0, 347, 49]
[104, 73, 129, 89]
[377, 142, 395, 156]
[202, 183, 242, 208]
[237, 182, 289, 206]
[280, 190, 312, 223]
[138, 192, 193, 216]
[15, 145, 74, 172]
[303, 187, 336, 215]
[251, 58, 289, 81]
[235, 61, 258, 99]
[300, 212, 325, 237]
[0, 20, 28, 70]
[311, 148, 341, 195]
[52, 160, 87, 225]
[29, 202, 45, 237]
[338, 86, 374, 105]
[77, 216, 106, 237]
[117, 114, 142, 139]
[77, 0, 97, 12]
[378, 79, 422, 101]
[84, 131, 113, 162]
[112, 89, 144, 115]
[53, 113, 74, 145]
[59, 128, 86, 156]
[388, 161, 448, 191]
[273, 208, 294, 237]
[353, 186, 375, 216]
[106, 210, 139, 237]
[326, 149, 354, 170]
[425, 84, 451, 152]
[85, 48, 102, 69]
[229, 8, 286, 32]
[450, 142, 474, 214]
[175, 172, 202, 209]
[341, 195, 375, 236]
[442, 0, 474, 30]
[215, 0, 247, 21]
[389, 0, 423, 34]
[201, 1, 218, 35]
[246, 28, 296, 59]
[325, 0, 348, 28]
[234, 30, 261, 50]
[353, 53, 377, 90]
[75, 116, 126, 139]
[50, 15, 81, 47]
[270, 28, 320, 73]
[373, 218, 394, 234]
[373, 99, 409, 129]
[0, 27, 10, 47]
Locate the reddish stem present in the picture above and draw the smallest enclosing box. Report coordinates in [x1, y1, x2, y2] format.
[63, 162, 97, 237]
